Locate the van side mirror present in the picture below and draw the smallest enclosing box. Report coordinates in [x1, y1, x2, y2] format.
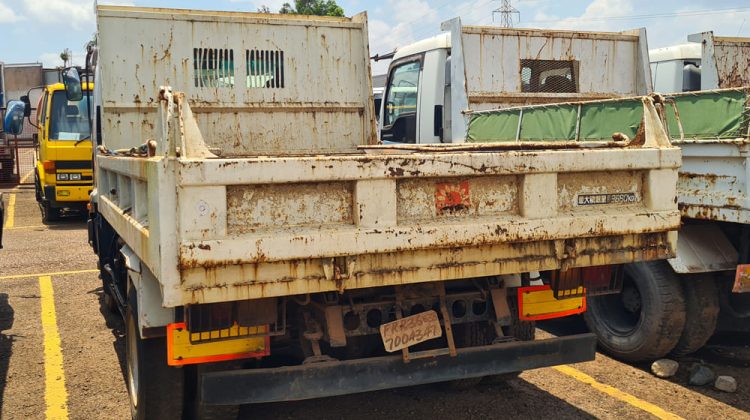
[20, 95, 32, 118]
[62, 67, 83, 101]
[3, 100, 26, 136]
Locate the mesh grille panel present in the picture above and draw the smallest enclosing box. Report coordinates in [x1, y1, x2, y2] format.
[520, 59, 578, 93]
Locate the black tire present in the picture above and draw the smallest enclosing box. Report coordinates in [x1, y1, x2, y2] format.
[584, 261, 686, 362]
[671, 274, 720, 357]
[41, 201, 60, 224]
[34, 174, 43, 202]
[103, 290, 119, 314]
[126, 289, 184, 420]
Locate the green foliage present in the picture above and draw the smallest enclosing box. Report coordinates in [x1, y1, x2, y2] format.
[278, 0, 344, 16]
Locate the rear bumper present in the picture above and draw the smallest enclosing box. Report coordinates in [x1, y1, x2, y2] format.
[200, 333, 597, 405]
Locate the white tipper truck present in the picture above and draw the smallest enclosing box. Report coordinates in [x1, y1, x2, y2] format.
[54, 6, 681, 418]
[581, 32, 750, 361]
[579, 33, 750, 362]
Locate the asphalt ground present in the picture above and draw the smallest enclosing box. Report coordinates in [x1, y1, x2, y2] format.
[1, 187, 749, 419]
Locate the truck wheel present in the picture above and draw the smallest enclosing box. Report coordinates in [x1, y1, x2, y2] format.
[126, 290, 184, 420]
[584, 261, 686, 362]
[41, 201, 60, 224]
[34, 175, 43, 202]
[671, 274, 720, 357]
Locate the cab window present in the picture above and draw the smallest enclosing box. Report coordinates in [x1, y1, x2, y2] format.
[48, 91, 91, 141]
[383, 59, 420, 143]
[38, 93, 48, 127]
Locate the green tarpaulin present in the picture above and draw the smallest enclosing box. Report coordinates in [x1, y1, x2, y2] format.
[466, 89, 749, 143]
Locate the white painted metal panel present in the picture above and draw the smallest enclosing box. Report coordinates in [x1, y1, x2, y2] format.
[96, 6, 376, 155]
[458, 26, 650, 110]
[677, 141, 750, 224]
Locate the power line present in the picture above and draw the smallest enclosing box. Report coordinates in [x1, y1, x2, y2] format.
[493, 0, 519, 27]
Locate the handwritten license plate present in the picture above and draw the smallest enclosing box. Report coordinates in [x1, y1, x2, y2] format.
[379, 310, 442, 353]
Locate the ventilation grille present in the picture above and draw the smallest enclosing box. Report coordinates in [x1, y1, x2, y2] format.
[193, 48, 235, 88]
[246, 49, 285, 89]
[520, 59, 578, 93]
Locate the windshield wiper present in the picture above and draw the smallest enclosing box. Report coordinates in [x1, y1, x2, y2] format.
[74, 136, 91, 146]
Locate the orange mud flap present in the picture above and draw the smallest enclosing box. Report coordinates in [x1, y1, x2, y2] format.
[166, 323, 269, 366]
[734, 264, 750, 293]
[518, 285, 586, 321]
[199, 333, 597, 405]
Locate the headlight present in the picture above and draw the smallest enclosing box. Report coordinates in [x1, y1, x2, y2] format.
[70, 173, 82, 181]
[56, 173, 69, 181]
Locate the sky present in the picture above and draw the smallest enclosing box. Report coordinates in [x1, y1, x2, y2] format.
[1, 0, 750, 75]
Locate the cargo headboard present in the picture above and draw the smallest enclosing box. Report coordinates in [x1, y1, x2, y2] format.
[96, 6, 376, 156]
[689, 32, 750, 90]
[440, 18, 652, 142]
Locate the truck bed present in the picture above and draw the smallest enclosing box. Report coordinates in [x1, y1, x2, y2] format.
[97, 128, 680, 306]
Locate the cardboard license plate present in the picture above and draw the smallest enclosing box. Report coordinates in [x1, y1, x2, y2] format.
[379, 310, 442, 352]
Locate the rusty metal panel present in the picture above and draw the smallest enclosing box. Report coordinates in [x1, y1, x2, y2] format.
[690, 32, 750, 90]
[96, 6, 376, 155]
[396, 176, 518, 221]
[178, 232, 675, 305]
[226, 182, 353, 234]
[677, 142, 750, 224]
[458, 25, 648, 110]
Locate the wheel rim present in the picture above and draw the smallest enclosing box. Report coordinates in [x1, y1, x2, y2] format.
[126, 312, 140, 409]
[591, 275, 643, 335]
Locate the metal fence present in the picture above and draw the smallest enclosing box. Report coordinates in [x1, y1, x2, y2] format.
[0, 137, 35, 186]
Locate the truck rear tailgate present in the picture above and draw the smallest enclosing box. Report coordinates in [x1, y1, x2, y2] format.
[96, 144, 680, 306]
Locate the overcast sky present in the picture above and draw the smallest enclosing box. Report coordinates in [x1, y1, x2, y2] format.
[2, 0, 749, 75]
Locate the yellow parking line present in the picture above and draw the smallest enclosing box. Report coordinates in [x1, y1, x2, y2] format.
[0, 269, 98, 281]
[6, 224, 47, 230]
[20, 168, 34, 184]
[39, 276, 69, 420]
[3, 193, 15, 229]
[554, 365, 684, 420]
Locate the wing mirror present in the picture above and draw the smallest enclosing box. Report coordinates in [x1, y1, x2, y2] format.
[3, 100, 26, 136]
[62, 67, 83, 101]
[20, 95, 32, 118]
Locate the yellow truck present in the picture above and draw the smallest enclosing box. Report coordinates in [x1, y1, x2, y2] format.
[33, 82, 93, 222]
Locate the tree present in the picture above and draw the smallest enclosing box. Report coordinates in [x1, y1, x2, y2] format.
[278, 0, 344, 16]
[257, 5, 271, 13]
[59, 48, 72, 67]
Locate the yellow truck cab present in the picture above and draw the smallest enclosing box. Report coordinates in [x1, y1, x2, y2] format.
[34, 82, 93, 222]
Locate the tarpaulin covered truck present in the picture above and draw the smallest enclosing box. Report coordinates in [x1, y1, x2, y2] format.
[62, 6, 680, 418]
[581, 33, 750, 362]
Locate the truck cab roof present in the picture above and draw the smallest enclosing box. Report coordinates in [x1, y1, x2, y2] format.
[393, 33, 450, 61]
[649, 43, 701, 62]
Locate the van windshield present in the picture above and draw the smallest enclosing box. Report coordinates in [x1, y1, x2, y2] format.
[49, 91, 91, 141]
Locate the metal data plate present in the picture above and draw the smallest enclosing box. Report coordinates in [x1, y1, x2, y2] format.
[379, 310, 442, 353]
[734, 265, 750, 293]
